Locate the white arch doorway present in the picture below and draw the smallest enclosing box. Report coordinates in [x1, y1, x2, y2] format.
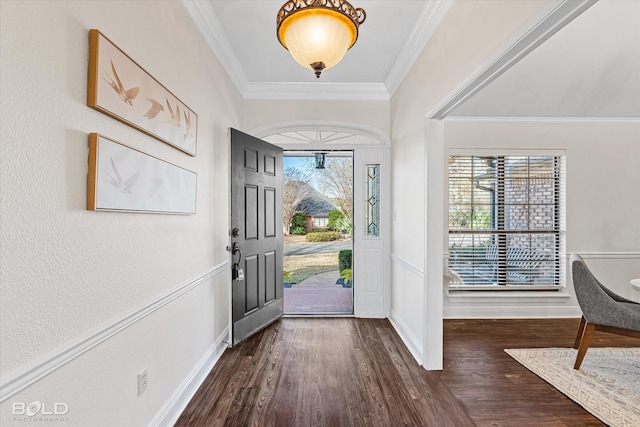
[249, 121, 391, 318]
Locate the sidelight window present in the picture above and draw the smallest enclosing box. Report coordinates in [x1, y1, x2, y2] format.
[365, 164, 380, 237]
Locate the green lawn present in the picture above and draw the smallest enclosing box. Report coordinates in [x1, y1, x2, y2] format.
[284, 252, 339, 283]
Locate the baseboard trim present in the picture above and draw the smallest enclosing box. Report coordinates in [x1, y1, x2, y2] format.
[444, 306, 582, 319]
[0, 261, 229, 403]
[152, 327, 229, 427]
[388, 313, 423, 366]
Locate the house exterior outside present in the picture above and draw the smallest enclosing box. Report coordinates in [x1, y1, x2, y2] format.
[294, 185, 337, 233]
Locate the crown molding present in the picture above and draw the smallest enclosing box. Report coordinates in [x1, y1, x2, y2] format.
[183, 0, 453, 101]
[243, 82, 389, 101]
[182, 0, 390, 101]
[181, 0, 249, 95]
[385, 0, 453, 98]
[428, 0, 598, 119]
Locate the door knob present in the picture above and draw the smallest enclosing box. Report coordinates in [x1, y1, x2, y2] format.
[231, 242, 244, 281]
[232, 242, 243, 263]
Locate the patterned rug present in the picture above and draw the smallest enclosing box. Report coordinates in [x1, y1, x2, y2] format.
[505, 348, 640, 427]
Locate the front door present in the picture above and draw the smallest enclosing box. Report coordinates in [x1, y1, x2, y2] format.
[230, 128, 283, 345]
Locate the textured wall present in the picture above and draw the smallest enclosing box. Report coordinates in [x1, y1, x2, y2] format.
[0, 0, 240, 424]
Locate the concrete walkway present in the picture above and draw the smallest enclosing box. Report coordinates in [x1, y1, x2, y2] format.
[295, 270, 340, 286]
[283, 270, 353, 314]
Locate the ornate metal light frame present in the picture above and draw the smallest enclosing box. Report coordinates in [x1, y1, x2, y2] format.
[276, 0, 366, 78]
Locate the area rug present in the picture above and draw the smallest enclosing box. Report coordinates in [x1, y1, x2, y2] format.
[505, 347, 640, 427]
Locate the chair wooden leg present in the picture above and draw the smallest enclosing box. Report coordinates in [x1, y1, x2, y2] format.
[573, 316, 586, 349]
[574, 322, 596, 370]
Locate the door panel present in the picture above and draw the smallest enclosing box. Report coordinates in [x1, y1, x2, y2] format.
[265, 251, 276, 302]
[231, 128, 283, 345]
[264, 188, 276, 238]
[244, 255, 259, 312]
[245, 185, 259, 240]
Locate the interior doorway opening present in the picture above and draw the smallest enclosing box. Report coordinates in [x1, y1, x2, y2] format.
[283, 151, 354, 315]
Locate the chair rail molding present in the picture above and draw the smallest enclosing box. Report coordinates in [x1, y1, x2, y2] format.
[570, 252, 640, 260]
[0, 261, 229, 403]
[390, 253, 425, 279]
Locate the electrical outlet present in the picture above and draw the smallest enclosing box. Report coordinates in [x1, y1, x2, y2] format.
[137, 369, 148, 396]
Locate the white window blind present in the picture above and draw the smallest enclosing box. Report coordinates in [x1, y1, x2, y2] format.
[448, 155, 564, 289]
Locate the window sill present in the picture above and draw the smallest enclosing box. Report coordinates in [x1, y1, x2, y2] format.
[446, 289, 572, 300]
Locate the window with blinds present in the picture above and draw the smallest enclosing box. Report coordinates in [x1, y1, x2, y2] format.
[448, 155, 564, 289]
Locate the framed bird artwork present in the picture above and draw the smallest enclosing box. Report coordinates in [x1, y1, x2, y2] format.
[87, 30, 198, 156]
[87, 133, 197, 214]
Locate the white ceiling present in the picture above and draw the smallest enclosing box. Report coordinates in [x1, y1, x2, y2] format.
[182, 0, 451, 99]
[183, 0, 640, 118]
[208, 1, 423, 83]
[449, 0, 640, 118]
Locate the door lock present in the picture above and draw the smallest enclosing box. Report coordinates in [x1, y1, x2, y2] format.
[232, 263, 245, 281]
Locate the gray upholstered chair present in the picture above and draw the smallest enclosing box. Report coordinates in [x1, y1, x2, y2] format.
[571, 253, 640, 369]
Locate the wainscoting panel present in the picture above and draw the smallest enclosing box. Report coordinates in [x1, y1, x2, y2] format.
[0, 262, 229, 403]
[390, 254, 424, 365]
[152, 327, 229, 427]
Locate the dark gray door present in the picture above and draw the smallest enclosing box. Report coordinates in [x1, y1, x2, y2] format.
[230, 128, 283, 345]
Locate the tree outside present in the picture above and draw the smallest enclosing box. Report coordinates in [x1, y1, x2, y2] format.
[313, 157, 353, 226]
[282, 154, 354, 314]
[283, 155, 353, 235]
[283, 167, 310, 235]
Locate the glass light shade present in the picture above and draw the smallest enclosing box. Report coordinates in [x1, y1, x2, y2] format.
[278, 9, 357, 72]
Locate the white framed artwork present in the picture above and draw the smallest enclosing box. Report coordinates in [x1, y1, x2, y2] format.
[88, 29, 197, 156]
[87, 133, 196, 214]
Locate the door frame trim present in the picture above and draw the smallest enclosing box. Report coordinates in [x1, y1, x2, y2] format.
[250, 120, 390, 149]
[249, 122, 391, 319]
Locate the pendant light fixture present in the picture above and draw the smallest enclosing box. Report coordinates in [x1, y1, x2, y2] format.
[276, 0, 366, 78]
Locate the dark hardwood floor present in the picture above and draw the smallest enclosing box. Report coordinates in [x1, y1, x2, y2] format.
[175, 318, 638, 426]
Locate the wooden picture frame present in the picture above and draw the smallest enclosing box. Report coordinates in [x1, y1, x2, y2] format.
[88, 29, 198, 156]
[87, 133, 197, 214]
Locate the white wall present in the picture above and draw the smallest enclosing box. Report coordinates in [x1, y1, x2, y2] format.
[242, 99, 390, 138]
[0, 1, 240, 425]
[443, 120, 640, 317]
[389, 0, 550, 366]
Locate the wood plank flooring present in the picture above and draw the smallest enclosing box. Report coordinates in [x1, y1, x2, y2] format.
[175, 318, 638, 426]
[438, 318, 638, 427]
